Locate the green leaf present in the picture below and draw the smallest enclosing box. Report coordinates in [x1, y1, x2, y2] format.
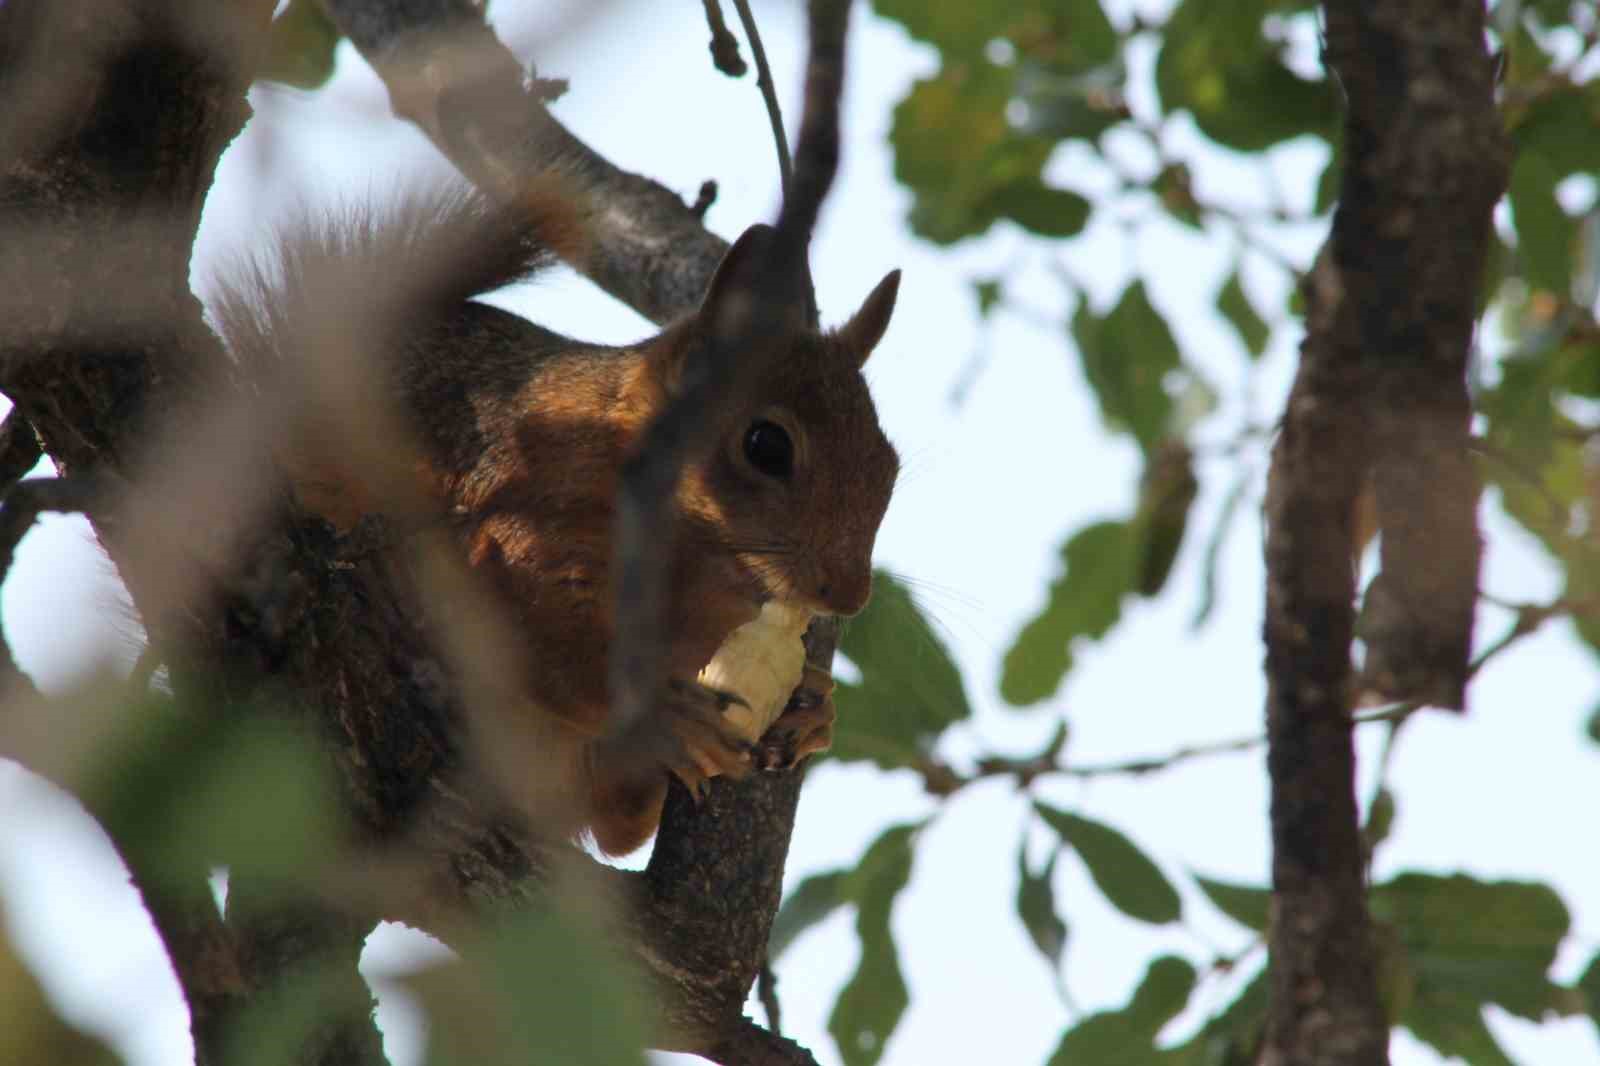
[260, 0, 341, 90]
[86, 692, 338, 895]
[873, 0, 1119, 72]
[1000, 180, 1092, 238]
[770, 870, 849, 961]
[830, 824, 921, 1066]
[999, 519, 1139, 706]
[1133, 442, 1199, 597]
[1403, 1003, 1516, 1066]
[1218, 270, 1270, 358]
[1587, 704, 1600, 746]
[1579, 953, 1600, 1025]
[1511, 85, 1600, 179]
[1072, 281, 1182, 453]
[1194, 875, 1271, 932]
[831, 570, 972, 767]
[1047, 956, 1197, 1065]
[1372, 873, 1570, 1028]
[870, 0, 1026, 55]
[414, 909, 649, 1066]
[890, 63, 1055, 244]
[1364, 787, 1397, 852]
[1154, 0, 1336, 151]
[1037, 804, 1182, 925]
[1016, 844, 1069, 971]
[1509, 149, 1573, 295]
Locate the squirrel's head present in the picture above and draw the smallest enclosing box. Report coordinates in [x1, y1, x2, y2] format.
[648, 225, 900, 618]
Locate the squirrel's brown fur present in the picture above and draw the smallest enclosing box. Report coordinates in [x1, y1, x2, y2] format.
[212, 184, 899, 854]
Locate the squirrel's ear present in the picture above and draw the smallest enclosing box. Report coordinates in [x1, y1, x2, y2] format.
[699, 224, 808, 335]
[838, 269, 900, 366]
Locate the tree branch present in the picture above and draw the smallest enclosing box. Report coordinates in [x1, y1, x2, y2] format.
[319, 0, 731, 325]
[731, 0, 794, 197]
[1259, 3, 1507, 1063]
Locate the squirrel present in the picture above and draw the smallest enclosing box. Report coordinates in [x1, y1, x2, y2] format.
[211, 183, 901, 854]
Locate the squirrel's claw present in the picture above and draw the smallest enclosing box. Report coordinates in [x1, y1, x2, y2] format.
[756, 664, 836, 771]
[660, 679, 757, 793]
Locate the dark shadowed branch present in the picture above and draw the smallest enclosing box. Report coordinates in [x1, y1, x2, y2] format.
[1258, 3, 1508, 1064]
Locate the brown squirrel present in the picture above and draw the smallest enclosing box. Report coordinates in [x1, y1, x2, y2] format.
[212, 184, 900, 854]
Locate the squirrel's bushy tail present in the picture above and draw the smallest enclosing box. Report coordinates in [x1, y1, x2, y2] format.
[208, 177, 584, 380]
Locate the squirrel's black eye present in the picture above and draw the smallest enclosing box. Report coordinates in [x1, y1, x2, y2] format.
[743, 420, 794, 479]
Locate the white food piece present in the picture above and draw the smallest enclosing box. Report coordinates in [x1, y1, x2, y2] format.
[698, 601, 813, 742]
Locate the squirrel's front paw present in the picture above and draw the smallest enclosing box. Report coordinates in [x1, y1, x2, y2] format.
[659, 679, 759, 796]
[755, 663, 836, 771]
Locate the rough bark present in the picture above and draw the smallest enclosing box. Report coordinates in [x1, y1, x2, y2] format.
[1259, 2, 1507, 1064]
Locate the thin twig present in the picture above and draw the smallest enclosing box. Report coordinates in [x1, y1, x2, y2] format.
[916, 702, 1423, 797]
[700, 0, 748, 76]
[732, 0, 793, 196]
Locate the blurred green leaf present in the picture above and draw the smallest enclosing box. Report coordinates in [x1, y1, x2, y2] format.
[1587, 704, 1600, 746]
[1155, 0, 1335, 151]
[260, 0, 341, 90]
[1037, 804, 1182, 925]
[1017, 844, 1069, 972]
[1194, 875, 1270, 932]
[1579, 953, 1600, 1024]
[1000, 519, 1138, 706]
[414, 909, 648, 1066]
[1508, 149, 1572, 295]
[890, 63, 1054, 243]
[86, 693, 337, 895]
[1510, 85, 1600, 178]
[1372, 872, 1569, 1057]
[1047, 956, 1197, 1065]
[1218, 271, 1270, 358]
[1364, 787, 1397, 852]
[832, 570, 972, 767]
[1072, 281, 1182, 453]
[1000, 180, 1092, 238]
[770, 870, 849, 960]
[1133, 441, 1199, 597]
[830, 823, 921, 1066]
[873, 0, 1118, 72]
[1403, 1003, 1516, 1066]
[870, 0, 1026, 54]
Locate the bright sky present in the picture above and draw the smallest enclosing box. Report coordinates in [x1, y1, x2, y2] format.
[3, 2, 1598, 1065]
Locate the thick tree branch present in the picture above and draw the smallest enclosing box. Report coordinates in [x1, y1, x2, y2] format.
[1260, 3, 1507, 1064]
[319, 0, 731, 325]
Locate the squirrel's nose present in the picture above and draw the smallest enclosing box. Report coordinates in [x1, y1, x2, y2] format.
[818, 571, 871, 617]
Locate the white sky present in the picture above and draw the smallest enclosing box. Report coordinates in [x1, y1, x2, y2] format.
[3, 2, 1599, 1065]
